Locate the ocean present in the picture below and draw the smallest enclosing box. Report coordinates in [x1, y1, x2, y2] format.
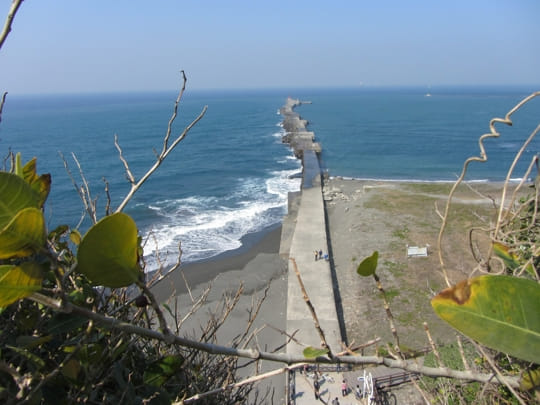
[1, 86, 538, 268]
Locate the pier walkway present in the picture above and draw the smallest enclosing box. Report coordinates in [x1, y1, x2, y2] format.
[281, 98, 342, 357]
[279, 98, 422, 404]
[280, 98, 344, 403]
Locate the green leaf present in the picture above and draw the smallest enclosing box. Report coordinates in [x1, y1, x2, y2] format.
[356, 251, 379, 277]
[143, 355, 184, 387]
[0, 172, 45, 258]
[0, 262, 43, 307]
[61, 358, 81, 381]
[0, 171, 41, 226]
[21, 157, 51, 207]
[14, 152, 23, 177]
[7, 344, 45, 370]
[15, 334, 52, 349]
[0, 207, 46, 259]
[47, 313, 89, 335]
[303, 346, 329, 359]
[493, 242, 521, 270]
[493, 242, 535, 276]
[70, 229, 82, 245]
[76, 212, 141, 288]
[431, 275, 540, 364]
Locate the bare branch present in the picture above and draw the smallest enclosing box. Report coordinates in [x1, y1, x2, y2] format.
[0, 91, 7, 123]
[0, 0, 24, 51]
[26, 292, 522, 388]
[115, 74, 207, 213]
[162, 70, 187, 154]
[180, 365, 291, 404]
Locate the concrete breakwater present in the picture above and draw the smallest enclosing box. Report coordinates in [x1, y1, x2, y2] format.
[279, 97, 342, 357]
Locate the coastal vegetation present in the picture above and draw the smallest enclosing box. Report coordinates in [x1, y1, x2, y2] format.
[0, 3, 539, 404]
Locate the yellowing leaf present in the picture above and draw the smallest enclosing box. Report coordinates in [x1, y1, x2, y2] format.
[0, 207, 46, 259]
[70, 229, 82, 245]
[0, 171, 41, 226]
[76, 212, 141, 288]
[357, 251, 378, 277]
[0, 262, 43, 307]
[493, 242, 535, 276]
[431, 275, 540, 364]
[520, 368, 540, 391]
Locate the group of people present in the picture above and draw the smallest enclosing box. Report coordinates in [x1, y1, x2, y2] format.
[314, 249, 329, 261]
[313, 377, 349, 404]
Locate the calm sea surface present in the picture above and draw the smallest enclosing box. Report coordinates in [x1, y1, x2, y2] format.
[1, 87, 538, 267]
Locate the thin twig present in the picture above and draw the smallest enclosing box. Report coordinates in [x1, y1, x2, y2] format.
[472, 342, 527, 405]
[423, 322, 441, 366]
[290, 258, 334, 358]
[115, 74, 207, 213]
[374, 272, 403, 359]
[456, 335, 470, 372]
[179, 365, 291, 404]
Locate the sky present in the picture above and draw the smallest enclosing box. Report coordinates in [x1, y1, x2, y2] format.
[0, 0, 539, 94]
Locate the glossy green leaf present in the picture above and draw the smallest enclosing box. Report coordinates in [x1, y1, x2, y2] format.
[76, 212, 141, 288]
[432, 275, 540, 364]
[0, 262, 43, 308]
[0, 207, 46, 259]
[143, 355, 184, 387]
[356, 251, 379, 277]
[303, 346, 329, 359]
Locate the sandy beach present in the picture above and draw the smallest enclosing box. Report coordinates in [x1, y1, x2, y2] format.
[323, 178, 514, 350]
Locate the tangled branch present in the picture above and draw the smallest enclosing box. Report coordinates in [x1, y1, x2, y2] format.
[437, 91, 540, 286]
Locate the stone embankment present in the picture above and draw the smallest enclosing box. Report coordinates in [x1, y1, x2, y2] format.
[279, 97, 342, 358]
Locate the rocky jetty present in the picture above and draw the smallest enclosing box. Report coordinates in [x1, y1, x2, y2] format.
[280, 97, 321, 159]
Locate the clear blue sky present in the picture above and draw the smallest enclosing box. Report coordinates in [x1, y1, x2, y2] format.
[1, 0, 539, 94]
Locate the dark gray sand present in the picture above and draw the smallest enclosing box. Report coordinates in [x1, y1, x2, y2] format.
[150, 226, 289, 403]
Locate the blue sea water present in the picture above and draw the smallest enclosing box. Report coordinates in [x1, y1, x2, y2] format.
[1, 86, 538, 268]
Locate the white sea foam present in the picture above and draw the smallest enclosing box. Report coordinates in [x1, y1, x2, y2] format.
[142, 165, 302, 270]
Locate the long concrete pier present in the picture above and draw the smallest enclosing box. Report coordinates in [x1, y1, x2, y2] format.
[280, 98, 342, 356]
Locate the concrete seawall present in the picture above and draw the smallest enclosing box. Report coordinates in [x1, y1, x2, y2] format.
[279, 97, 342, 356]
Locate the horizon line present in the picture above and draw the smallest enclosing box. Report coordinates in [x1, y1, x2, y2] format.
[5, 83, 540, 97]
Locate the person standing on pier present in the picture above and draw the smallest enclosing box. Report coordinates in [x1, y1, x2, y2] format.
[314, 378, 320, 400]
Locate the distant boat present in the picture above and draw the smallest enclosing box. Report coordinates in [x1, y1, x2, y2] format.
[425, 93, 432, 97]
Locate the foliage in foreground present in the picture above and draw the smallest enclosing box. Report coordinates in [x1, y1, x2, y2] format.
[0, 154, 255, 404]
